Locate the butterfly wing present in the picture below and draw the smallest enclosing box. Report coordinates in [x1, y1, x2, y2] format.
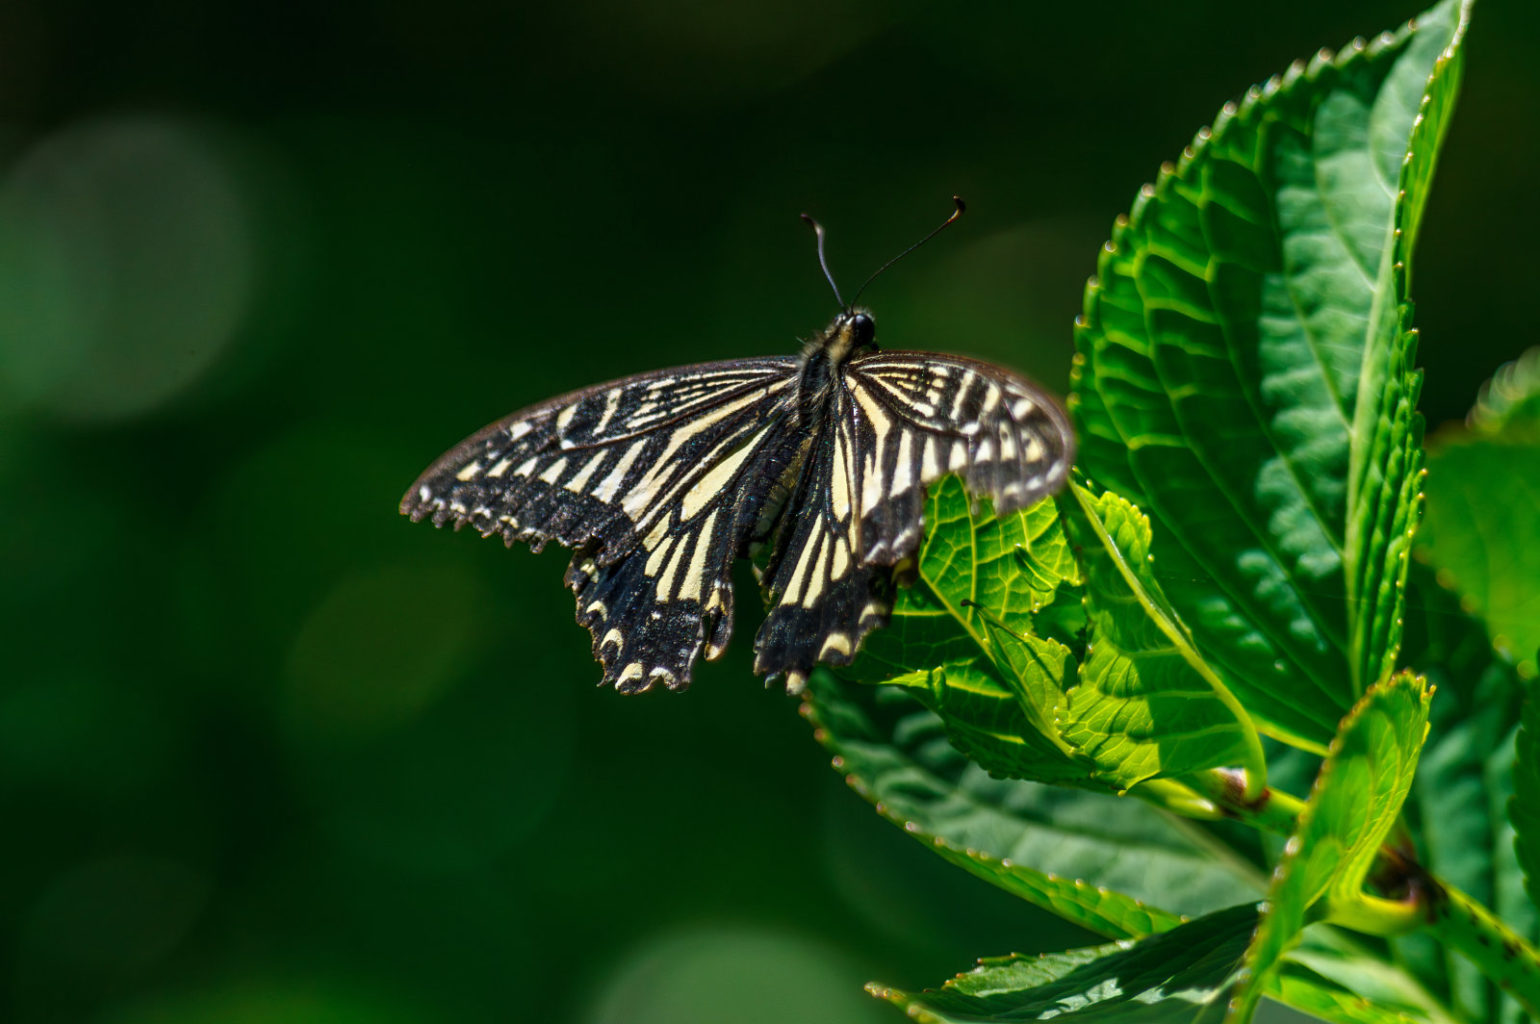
[843, 352, 1075, 563]
[751, 352, 1074, 690]
[401, 358, 801, 691]
[401, 359, 798, 558]
[402, 349, 1074, 693]
[752, 391, 892, 691]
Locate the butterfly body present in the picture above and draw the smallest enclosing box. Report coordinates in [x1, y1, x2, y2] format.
[402, 307, 1074, 694]
[793, 309, 875, 419]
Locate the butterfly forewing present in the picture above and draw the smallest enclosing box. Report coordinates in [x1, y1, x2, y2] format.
[843, 352, 1075, 564]
[401, 359, 798, 561]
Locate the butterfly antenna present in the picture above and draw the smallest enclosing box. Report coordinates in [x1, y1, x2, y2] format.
[800, 212, 845, 308]
[849, 195, 966, 306]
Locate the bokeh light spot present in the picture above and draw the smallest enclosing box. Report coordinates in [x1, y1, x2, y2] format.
[0, 114, 254, 420]
[282, 560, 576, 872]
[585, 924, 889, 1024]
[283, 561, 488, 740]
[21, 856, 208, 973]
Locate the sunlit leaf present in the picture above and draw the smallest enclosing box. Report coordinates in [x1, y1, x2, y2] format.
[1071, 0, 1470, 746]
[842, 476, 1258, 792]
[843, 476, 1092, 785]
[1227, 672, 1432, 1022]
[1058, 483, 1263, 791]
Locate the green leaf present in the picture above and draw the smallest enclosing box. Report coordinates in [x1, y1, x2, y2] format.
[1342, 0, 1469, 697]
[1059, 482, 1264, 792]
[1417, 348, 1540, 682]
[1514, 690, 1540, 949]
[844, 476, 1095, 787]
[844, 476, 1260, 793]
[1468, 347, 1540, 440]
[867, 903, 1427, 1024]
[809, 673, 1456, 1024]
[1278, 941, 1453, 1024]
[1227, 671, 1433, 1023]
[805, 673, 1267, 938]
[869, 904, 1259, 1024]
[1397, 567, 1534, 1024]
[1071, 0, 1471, 747]
[1418, 433, 1540, 682]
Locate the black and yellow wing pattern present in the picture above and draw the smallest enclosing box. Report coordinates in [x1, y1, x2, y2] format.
[751, 352, 1075, 688]
[402, 359, 799, 691]
[402, 316, 1074, 694]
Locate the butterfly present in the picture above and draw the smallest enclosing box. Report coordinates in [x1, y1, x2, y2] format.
[400, 199, 1076, 694]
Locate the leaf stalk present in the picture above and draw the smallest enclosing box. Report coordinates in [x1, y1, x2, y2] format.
[1421, 876, 1540, 1019]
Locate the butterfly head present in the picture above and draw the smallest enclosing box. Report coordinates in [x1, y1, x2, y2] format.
[823, 307, 877, 363]
[799, 196, 963, 364]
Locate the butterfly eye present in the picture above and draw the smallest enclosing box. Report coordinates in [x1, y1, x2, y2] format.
[850, 313, 875, 348]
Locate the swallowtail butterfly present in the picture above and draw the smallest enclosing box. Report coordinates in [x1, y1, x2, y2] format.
[400, 200, 1075, 694]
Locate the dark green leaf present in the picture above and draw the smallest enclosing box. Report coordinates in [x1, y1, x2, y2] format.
[1398, 567, 1534, 1023]
[810, 674, 1451, 1024]
[869, 904, 1258, 1023]
[1514, 690, 1540, 955]
[1418, 348, 1540, 682]
[805, 674, 1265, 937]
[1071, 0, 1471, 746]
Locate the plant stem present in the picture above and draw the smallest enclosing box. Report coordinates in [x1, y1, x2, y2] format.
[1141, 773, 1540, 1010]
[1130, 778, 1225, 820]
[1182, 768, 1304, 837]
[1421, 877, 1540, 1019]
[1323, 892, 1423, 936]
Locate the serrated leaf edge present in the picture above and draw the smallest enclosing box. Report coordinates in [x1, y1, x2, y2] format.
[1066, 481, 1268, 795]
[800, 697, 1185, 941]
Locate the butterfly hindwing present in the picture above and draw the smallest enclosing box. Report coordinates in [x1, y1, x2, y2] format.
[753, 393, 892, 689]
[566, 409, 802, 691]
[843, 352, 1075, 564]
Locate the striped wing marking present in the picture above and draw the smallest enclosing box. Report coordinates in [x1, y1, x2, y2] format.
[843, 352, 1075, 564]
[401, 359, 800, 691]
[400, 358, 798, 564]
[753, 388, 890, 690]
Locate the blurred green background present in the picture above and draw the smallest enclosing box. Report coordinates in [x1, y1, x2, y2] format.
[0, 0, 1532, 1021]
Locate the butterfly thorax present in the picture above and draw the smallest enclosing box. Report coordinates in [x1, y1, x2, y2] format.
[794, 308, 875, 426]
